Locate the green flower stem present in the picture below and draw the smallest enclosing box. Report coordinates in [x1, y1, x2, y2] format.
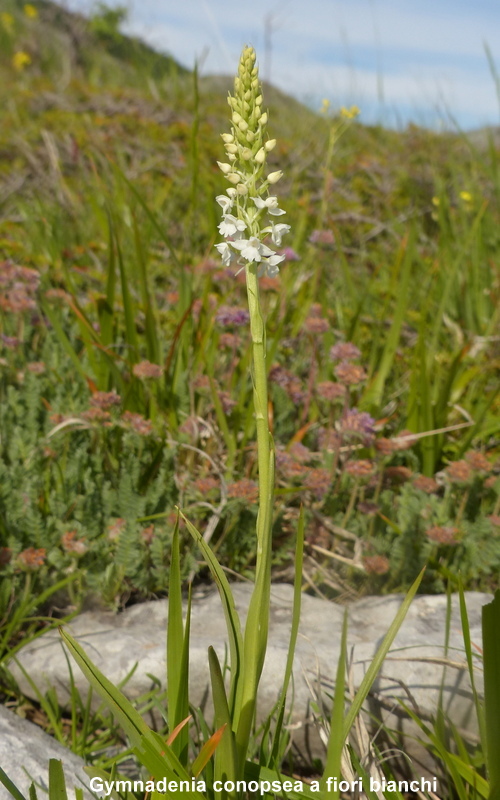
[233, 262, 275, 772]
[245, 261, 272, 561]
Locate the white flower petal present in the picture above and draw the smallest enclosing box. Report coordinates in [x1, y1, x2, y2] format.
[216, 194, 233, 212]
[215, 242, 234, 266]
[271, 223, 291, 246]
[258, 242, 275, 257]
[268, 207, 286, 216]
[261, 253, 285, 277]
[218, 214, 247, 238]
[232, 237, 262, 262]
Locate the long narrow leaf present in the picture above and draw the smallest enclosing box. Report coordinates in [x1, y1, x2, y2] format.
[235, 444, 275, 769]
[482, 590, 500, 800]
[0, 767, 28, 800]
[458, 581, 486, 752]
[133, 213, 161, 365]
[114, 225, 138, 360]
[167, 516, 189, 763]
[133, 734, 206, 800]
[342, 567, 424, 738]
[362, 228, 415, 411]
[208, 646, 238, 794]
[191, 724, 227, 779]
[48, 760, 68, 800]
[321, 610, 347, 799]
[179, 511, 243, 717]
[270, 506, 305, 764]
[59, 628, 151, 748]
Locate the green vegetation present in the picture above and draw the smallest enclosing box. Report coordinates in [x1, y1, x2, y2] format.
[1, 6, 500, 799]
[0, 0, 499, 647]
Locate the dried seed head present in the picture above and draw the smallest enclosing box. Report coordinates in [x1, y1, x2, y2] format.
[335, 362, 367, 385]
[446, 460, 472, 483]
[465, 451, 491, 472]
[413, 475, 439, 493]
[426, 526, 460, 545]
[344, 459, 374, 478]
[363, 555, 390, 574]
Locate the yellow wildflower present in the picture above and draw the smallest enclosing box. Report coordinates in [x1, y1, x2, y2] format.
[320, 98, 330, 114]
[459, 190, 472, 203]
[23, 4, 38, 18]
[12, 51, 31, 71]
[340, 105, 360, 119]
[431, 196, 440, 207]
[1, 12, 14, 32]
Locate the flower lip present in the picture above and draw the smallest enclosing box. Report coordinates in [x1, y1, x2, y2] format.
[232, 237, 275, 263]
[251, 196, 286, 216]
[269, 222, 290, 246]
[215, 242, 234, 266]
[218, 214, 247, 237]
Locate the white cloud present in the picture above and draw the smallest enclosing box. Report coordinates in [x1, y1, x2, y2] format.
[64, 0, 500, 128]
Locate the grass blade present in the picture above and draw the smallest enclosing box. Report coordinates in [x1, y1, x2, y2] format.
[179, 510, 243, 718]
[59, 628, 151, 748]
[48, 760, 68, 800]
[321, 610, 347, 799]
[343, 567, 424, 738]
[362, 228, 415, 412]
[0, 767, 28, 800]
[167, 516, 190, 764]
[458, 581, 486, 752]
[270, 506, 305, 764]
[208, 646, 238, 795]
[482, 591, 500, 800]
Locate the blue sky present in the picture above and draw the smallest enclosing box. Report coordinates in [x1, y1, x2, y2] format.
[65, 0, 500, 130]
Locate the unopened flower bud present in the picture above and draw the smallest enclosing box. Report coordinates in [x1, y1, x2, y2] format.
[232, 111, 242, 125]
[255, 147, 266, 164]
[256, 95, 263, 106]
[217, 161, 232, 174]
[246, 130, 256, 143]
[267, 170, 283, 184]
[237, 183, 248, 195]
[259, 112, 268, 126]
[265, 139, 276, 151]
[227, 173, 241, 184]
[238, 119, 249, 131]
[241, 147, 253, 160]
[221, 133, 234, 143]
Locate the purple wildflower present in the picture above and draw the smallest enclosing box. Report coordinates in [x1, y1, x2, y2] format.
[215, 305, 250, 327]
[330, 342, 361, 361]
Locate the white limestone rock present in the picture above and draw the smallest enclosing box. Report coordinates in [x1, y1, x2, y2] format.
[0, 705, 91, 800]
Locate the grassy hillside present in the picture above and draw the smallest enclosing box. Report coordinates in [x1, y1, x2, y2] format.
[0, 0, 499, 632]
